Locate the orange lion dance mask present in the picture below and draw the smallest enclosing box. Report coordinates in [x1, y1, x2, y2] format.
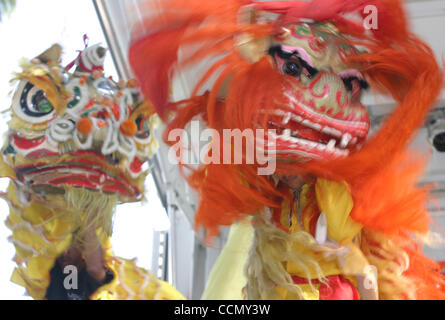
[130, 0, 445, 299]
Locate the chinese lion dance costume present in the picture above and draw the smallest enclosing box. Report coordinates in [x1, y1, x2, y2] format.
[0, 41, 184, 300]
[130, 0, 445, 300]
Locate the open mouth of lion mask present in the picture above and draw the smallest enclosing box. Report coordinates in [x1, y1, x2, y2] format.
[258, 23, 370, 161]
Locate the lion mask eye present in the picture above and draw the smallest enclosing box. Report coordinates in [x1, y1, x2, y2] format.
[282, 60, 303, 77]
[13, 81, 55, 123]
[269, 45, 319, 79]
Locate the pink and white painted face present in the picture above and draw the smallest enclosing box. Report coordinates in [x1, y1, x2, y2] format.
[265, 22, 370, 161]
[3, 44, 158, 201]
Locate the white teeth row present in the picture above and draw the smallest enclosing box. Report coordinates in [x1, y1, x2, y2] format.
[275, 110, 360, 149]
[340, 133, 351, 149]
[283, 129, 291, 137]
[269, 132, 349, 156]
[282, 113, 291, 125]
[327, 139, 336, 151]
[272, 109, 343, 138]
[321, 126, 342, 137]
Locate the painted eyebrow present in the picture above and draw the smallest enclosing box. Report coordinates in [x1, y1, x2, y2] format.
[281, 45, 314, 68]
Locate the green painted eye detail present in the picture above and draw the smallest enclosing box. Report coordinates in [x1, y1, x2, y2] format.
[21, 83, 54, 117]
[15, 81, 55, 123]
[37, 99, 53, 113]
[68, 86, 82, 109]
[315, 32, 329, 41]
[81, 105, 102, 117]
[313, 22, 326, 27]
[294, 24, 312, 36]
[4, 144, 16, 155]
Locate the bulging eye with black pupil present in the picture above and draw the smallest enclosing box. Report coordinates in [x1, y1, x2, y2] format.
[283, 60, 302, 77]
[20, 82, 54, 117]
[32, 91, 52, 112]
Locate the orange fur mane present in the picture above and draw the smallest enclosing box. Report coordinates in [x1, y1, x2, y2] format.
[129, 0, 445, 299]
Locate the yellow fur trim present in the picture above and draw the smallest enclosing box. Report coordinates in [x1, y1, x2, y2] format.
[92, 257, 185, 300]
[245, 215, 338, 300]
[64, 186, 117, 241]
[361, 231, 414, 300]
[4, 182, 182, 300]
[245, 179, 371, 300]
[0, 155, 16, 179]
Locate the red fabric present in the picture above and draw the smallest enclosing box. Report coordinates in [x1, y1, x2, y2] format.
[292, 275, 359, 300]
[319, 275, 359, 300]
